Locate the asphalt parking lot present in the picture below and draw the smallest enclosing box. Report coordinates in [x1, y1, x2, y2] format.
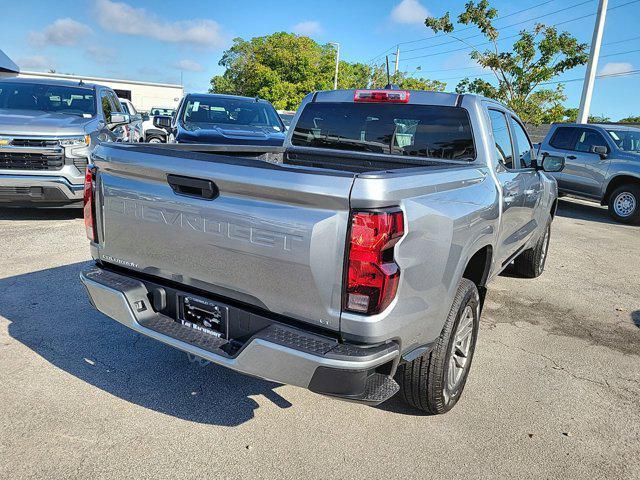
[0, 198, 638, 480]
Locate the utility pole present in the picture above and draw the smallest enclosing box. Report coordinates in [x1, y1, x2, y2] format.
[329, 42, 340, 90]
[394, 45, 400, 78]
[577, 0, 608, 124]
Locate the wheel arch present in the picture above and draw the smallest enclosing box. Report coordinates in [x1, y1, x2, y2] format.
[602, 175, 640, 206]
[462, 244, 493, 310]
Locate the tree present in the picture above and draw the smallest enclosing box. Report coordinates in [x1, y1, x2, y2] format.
[561, 108, 611, 123]
[619, 116, 640, 123]
[425, 0, 589, 124]
[369, 65, 446, 91]
[210, 32, 446, 110]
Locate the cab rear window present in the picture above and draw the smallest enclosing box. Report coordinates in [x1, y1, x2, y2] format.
[291, 102, 475, 160]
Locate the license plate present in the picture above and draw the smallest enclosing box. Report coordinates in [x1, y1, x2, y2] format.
[178, 295, 228, 338]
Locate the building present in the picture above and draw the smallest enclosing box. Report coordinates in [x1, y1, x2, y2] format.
[0, 49, 183, 112]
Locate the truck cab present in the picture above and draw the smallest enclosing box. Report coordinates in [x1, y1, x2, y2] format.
[539, 123, 640, 223]
[165, 93, 286, 146]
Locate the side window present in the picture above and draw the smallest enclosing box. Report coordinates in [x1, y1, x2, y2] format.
[108, 92, 122, 113]
[488, 109, 514, 169]
[101, 91, 112, 121]
[575, 129, 608, 153]
[549, 127, 576, 150]
[120, 101, 130, 114]
[511, 118, 533, 168]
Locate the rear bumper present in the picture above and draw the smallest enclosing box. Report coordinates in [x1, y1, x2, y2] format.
[0, 174, 83, 205]
[80, 265, 400, 404]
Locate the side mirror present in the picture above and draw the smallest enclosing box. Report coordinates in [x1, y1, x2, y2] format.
[540, 154, 565, 172]
[109, 113, 130, 127]
[591, 145, 608, 159]
[153, 115, 172, 129]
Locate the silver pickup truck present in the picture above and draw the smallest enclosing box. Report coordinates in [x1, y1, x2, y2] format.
[0, 77, 130, 206]
[80, 89, 562, 414]
[538, 123, 640, 224]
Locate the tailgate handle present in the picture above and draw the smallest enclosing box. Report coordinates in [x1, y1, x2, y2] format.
[167, 174, 218, 200]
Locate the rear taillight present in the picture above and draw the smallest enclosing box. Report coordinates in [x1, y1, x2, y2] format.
[83, 166, 97, 241]
[344, 209, 404, 315]
[353, 89, 410, 103]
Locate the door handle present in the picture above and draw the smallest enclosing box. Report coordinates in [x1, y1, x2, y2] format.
[167, 174, 219, 200]
[566, 155, 577, 160]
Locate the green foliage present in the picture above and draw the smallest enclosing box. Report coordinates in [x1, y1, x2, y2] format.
[619, 116, 640, 123]
[560, 108, 611, 123]
[210, 32, 445, 110]
[426, 0, 589, 124]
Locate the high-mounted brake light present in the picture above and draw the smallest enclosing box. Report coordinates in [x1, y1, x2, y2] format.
[354, 89, 410, 103]
[344, 209, 404, 315]
[83, 166, 97, 241]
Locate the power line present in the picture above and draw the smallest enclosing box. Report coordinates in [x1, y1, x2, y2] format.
[368, 0, 564, 65]
[397, 0, 559, 47]
[600, 48, 640, 58]
[400, 0, 640, 63]
[402, 0, 594, 54]
[406, 36, 640, 78]
[539, 68, 640, 84]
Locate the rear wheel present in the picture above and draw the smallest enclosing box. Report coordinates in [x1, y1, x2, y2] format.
[511, 220, 551, 278]
[146, 136, 163, 144]
[396, 278, 480, 414]
[608, 184, 640, 224]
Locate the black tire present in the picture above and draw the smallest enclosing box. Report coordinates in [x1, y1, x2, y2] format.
[608, 184, 640, 224]
[511, 220, 551, 278]
[396, 278, 480, 414]
[146, 136, 163, 144]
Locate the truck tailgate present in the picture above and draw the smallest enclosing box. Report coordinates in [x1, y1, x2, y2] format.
[92, 145, 355, 331]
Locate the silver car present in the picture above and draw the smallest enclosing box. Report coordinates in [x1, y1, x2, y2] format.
[0, 77, 131, 207]
[539, 123, 640, 223]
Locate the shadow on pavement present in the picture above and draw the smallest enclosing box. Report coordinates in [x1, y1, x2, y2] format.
[0, 207, 83, 221]
[555, 198, 617, 225]
[1, 261, 292, 426]
[632, 311, 640, 329]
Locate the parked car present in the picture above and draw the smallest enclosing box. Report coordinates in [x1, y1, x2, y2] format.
[141, 107, 175, 143]
[80, 89, 562, 414]
[538, 123, 640, 223]
[0, 77, 130, 207]
[158, 93, 286, 146]
[119, 98, 143, 142]
[277, 110, 296, 129]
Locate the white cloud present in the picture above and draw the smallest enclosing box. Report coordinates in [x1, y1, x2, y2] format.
[95, 0, 226, 49]
[390, 0, 430, 25]
[599, 62, 633, 76]
[292, 20, 323, 36]
[84, 45, 117, 62]
[17, 55, 55, 70]
[28, 18, 92, 47]
[173, 59, 205, 72]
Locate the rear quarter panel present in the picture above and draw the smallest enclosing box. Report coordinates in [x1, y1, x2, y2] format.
[342, 165, 500, 353]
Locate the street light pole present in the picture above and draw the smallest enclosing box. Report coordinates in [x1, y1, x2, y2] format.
[577, 0, 608, 124]
[330, 42, 340, 90]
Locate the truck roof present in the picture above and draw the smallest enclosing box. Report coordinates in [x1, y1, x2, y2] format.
[0, 76, 100, 89]
[186, 92, 274, 104]
[310, 89, 507, 108]
[551, 122, 639, 131]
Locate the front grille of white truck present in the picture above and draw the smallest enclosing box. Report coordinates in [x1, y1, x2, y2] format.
[0, 152, 64, 170]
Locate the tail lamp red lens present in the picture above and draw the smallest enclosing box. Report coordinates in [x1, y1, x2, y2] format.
[83, 166, 97, 241]
[353, 89, 410, 103]
[344, 209, 404, 315]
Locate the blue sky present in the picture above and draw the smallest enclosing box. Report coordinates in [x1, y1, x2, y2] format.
[1, 0, 638, 119]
